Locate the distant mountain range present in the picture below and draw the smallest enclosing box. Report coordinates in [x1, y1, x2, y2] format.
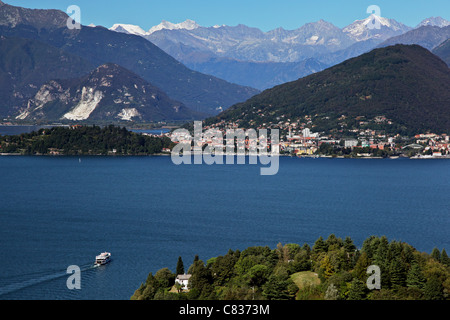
[379, 25, 450, 50]
[0, 0, 258, 122]
[1, 0, 449, 126]
[206, 44, 450, 135]
[111, 15, 449, 90]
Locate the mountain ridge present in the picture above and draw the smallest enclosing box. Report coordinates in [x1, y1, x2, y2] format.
[0, 35, 95, 117]
[378, 25, 450, 50]
[110, 15, 445, 90]
[206, 45, 450, 135]
[0, 1, 259, 117]
[16, 63, 203, 122]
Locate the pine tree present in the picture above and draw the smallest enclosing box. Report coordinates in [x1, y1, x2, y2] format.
[343, 236, 356, 253]
[176, 256, 185, 275]
[440, 249, 450, 267]
[312, 236, 327, 254]
[431, 247, 441, 262]
[406, 263, 426, 289]
[325, 234, 343, 251]
[373, 236, 390, 288]
[389, 257, 407, 288]
[347, 279, 367, 300]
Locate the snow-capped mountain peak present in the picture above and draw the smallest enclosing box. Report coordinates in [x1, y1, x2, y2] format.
[363, 14, 391, 28]
[109, 23, 148, 36]
[416, 17, 450, 28]
[147, 19, 200, 34]
[343, 15, 411, 42]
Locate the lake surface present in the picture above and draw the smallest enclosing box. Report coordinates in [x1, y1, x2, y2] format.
[0, 156, 449, 300]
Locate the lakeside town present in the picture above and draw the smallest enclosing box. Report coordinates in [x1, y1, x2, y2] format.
[145, 114, 450, 159]
[1, 116, 450, 159]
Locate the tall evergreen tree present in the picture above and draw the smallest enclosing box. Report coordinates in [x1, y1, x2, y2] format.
[373, 236, 390, 288]
[406, 263, 426, 289]
[176, 256, 185, 275]
[343, 236, 356, 253]
[431, 247, 441, 262]
[389, 257, 407, 288]
[440, 249, 450, 267]
[325, 234, 343, 251]
[312, 236, 327, 254]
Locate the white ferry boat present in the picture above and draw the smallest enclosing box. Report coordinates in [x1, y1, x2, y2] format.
[95, 252, 111, 266]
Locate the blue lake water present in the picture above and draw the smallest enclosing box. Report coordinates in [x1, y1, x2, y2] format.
[0, 156, 449, 300]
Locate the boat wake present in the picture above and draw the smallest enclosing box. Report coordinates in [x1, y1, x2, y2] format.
[0, 263, 96, 297]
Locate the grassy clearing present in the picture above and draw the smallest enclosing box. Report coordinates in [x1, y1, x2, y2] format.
[291, 271, 320, 290]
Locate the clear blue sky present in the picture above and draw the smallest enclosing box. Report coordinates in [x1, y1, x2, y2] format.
[5, 0, 450, 31]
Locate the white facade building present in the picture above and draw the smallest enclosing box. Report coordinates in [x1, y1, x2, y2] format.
[175, 274, 192, 290]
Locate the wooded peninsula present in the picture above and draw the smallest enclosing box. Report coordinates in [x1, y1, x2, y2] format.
[0, 125, 173, 155]
[131, 235, 450, 300]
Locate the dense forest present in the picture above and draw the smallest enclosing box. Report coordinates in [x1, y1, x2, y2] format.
[131, 235, 450, 300]
[0, 125, 173, 155]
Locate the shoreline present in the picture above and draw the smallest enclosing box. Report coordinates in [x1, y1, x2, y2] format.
[1, 152, 449, 159]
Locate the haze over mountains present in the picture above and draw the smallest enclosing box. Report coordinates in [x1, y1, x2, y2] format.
[111, 15, 449, 90]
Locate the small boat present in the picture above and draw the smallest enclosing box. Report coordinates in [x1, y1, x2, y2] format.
[95, 252, 111, 266]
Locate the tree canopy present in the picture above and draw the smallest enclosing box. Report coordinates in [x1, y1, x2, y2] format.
[131, 234, 450, 300]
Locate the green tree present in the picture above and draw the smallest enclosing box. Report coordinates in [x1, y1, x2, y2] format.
[325, 234, 343, 251]
[389, 258, 407, 288]
[353, 251, 370, 281]
[188, 259, 215, 299]
[246, 264, 270, 288]
[319, 255, 335, 280]
[312, 236, 327, 254]
[372, 236, 390, 288]
[347, 279, 367, 300]
[176, 256, 185, 275]
[440, 249, 450, 267]
[262, 267, 297, 300]
[424, 275, 444, 300]
[431, 247, 441, 262]
[343, 236, 356, 253]
[210, 252, 238, 286]
[406, 263, 426, 289]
